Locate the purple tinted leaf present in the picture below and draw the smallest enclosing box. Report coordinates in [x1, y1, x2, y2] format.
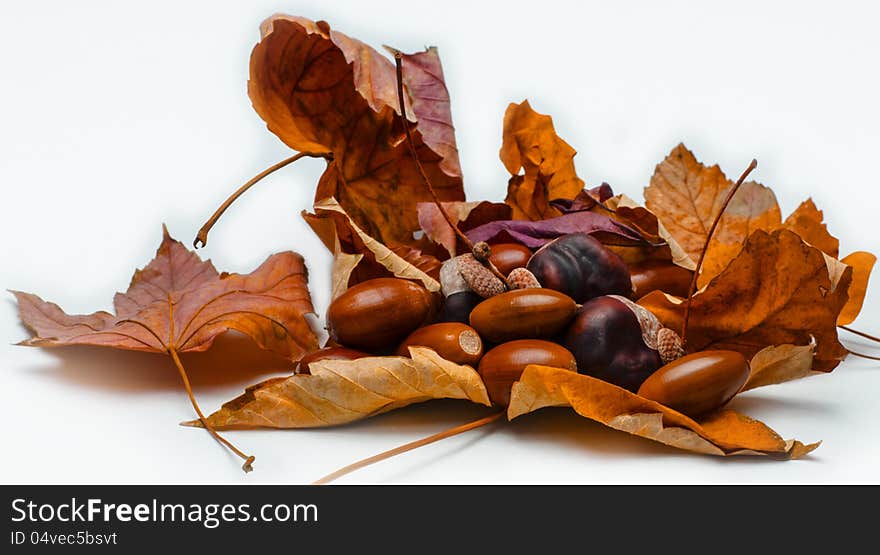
[551, 183, 615, 213]
[465, 210, 648, 249]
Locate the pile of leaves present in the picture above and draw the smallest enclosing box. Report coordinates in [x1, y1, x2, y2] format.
[14, 15, 876, 473]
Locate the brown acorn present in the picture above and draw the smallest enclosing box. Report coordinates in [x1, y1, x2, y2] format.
[470, 289, 577, 343]
[396, 322, 483, 366]
[478, 340, 576, 406]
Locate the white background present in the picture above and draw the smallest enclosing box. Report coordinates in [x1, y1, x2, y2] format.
[2, 0, 879, 484]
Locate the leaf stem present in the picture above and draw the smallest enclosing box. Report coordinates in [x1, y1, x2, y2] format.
[391, 51, 510, 288]
[680, 159, 758, 347]
[312, 410, 505, 485]
[847, 349, 880, 361]
[194, 151, 332, 248]
[169, 347, 255, 472]
[839, 325, 880, 344]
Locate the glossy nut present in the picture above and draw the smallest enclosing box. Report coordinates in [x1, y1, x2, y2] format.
[628, 260, 694, 299]
[396, 322, 483, 366]
[469, 289, 577, 343]
[436, 290, 484, 324]
[296, 347, 369, 374]
[327, 277, 436, 351]
[527, 233, 632, 303]
[637, 350, 750, 417]
[488, 243, 533, 276]
[563, 295, 661, 392]
[478, 340, 576, 406]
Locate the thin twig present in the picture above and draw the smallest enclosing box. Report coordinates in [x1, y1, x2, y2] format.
[680, 159, 758, 346]
[847, 349, 880, 361]
[391, 50, 510, 288]
[169, 347, 255, 472]
[313, 411, 505, 485]
[840, 325, 880, 344]
[194, 151, 332, 248]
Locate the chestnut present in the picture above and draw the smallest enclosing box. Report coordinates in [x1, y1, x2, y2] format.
[637, 350, 750, 417]
[396, 322, 483, 366]
[628, 260, 694, 299]
[436, 290, 483, 324]
[527, 233, 632, 303]
[326, 277, 436, 351]
[469, 289, 577, 343]
[563, 295, 661, 391]
[488, 243, 533, 276]
[296, 347, 369, 374]
[478, 339, 576, 406]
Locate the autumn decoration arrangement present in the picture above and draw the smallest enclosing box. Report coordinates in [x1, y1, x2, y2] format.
[13, 15, 878, 481]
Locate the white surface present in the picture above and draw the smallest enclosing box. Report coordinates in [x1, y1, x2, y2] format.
[1, 0, 879, 484]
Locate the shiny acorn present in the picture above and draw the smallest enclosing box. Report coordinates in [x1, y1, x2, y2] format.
[637, 350, 750, 417]
[488, 243, 533, 276]
[628, 260, 694, 299]
[478, 339, 577, 406]
[396, 322, 483, 366]
[326, 277, 436, 351]
[470, 288, 577, 343]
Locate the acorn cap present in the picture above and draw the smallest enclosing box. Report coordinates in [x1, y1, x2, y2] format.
[507, 267, 541, 290]
[457, 254, 506, 298]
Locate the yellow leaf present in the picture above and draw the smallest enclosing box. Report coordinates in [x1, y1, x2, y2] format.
[194, 347, 490, 429]
[838, 251, 876, 325]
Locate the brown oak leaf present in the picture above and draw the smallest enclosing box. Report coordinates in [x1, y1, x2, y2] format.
[508, 365, 816, 458]
[638, 229, 852, 372]
[248, 15, 464, 248]
[192, 347, 490, 429]
[501, 100, 585, 220]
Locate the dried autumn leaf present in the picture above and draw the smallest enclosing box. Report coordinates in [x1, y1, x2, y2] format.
[508, 365, 817, 458]
[192, 347, 491, 429]
[417, 201, 511, 257]
[249, 15, 464, 248]
[838, 251, 876, 325]
[13, 227, 319, 471]
[783, 199, 839, 258]
[501, 100, 585, 220]
[644, 143, 781, 268]
[639, 229, 852, 372]
[14, 226, 317, 358]
[303, 197, 441, 292]
[744, 344, 818, 392]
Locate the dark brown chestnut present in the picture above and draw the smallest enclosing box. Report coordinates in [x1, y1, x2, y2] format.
[296, 347, 369, 374]
[469, 289, 577, 343]
[395, 322, 483, 366]
[628, 260, 694, 299]
[637, 350, 750, 416]
[527, 233, 632, 303]
[478, 339, 576, 406]
[563, 295, 661, 391]
[326, 277, 436, 351]
[488, 243, 533, 276]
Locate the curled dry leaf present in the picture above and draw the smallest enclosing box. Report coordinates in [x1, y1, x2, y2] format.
[639, 229, 852, 372]
[192, 347, 491, 429]
[744, 344, 818, 392]
[304, 197, 441, 292]
[508, 365, 817, 458]
[501, 100, 584, 220]
[837, 251, 876, 325]
[14, 226, 317, 359]
[783, 199, 839, 258]
[249, 15, 464, 248]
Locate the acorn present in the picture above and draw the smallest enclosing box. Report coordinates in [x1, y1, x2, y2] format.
[478, 340, 577, 406]
[488, 243, 533, 276]
[326, 277, 436, 351]
[637, 350, 750, 417]
[628, 259, 694, 299]
[470, 288, 577, 344]
[396, 322, 483, 366]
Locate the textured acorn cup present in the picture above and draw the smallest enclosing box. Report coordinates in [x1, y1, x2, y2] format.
[628, 260, 694, 300]
[487, 243, 533, 276]
[326, 277, 436, 351]
[527, 232, 632, 303]
[296, 347, 369, 374]
[478, 340, 576, 406]
[563, 295, 662, 392]
[637, 350, 750, 417]
[470, 288, 577, 343]
[395, 322, 483, 366]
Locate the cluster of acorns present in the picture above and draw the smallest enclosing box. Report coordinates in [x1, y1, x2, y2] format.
[299, 232, 752, 418]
